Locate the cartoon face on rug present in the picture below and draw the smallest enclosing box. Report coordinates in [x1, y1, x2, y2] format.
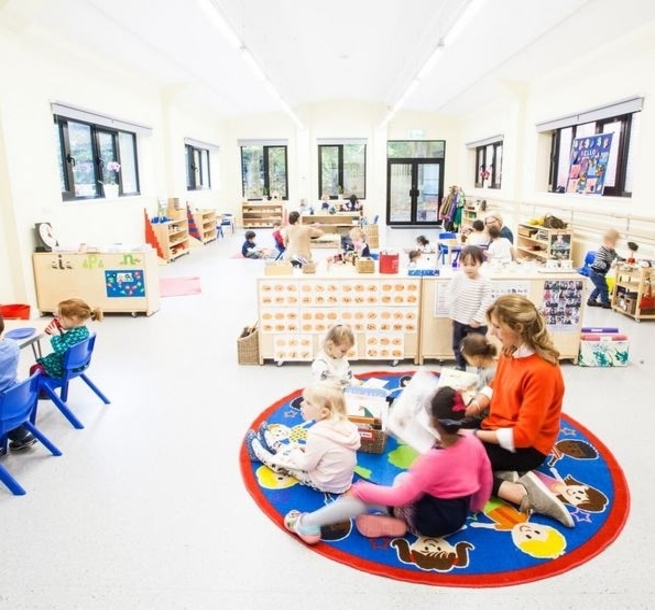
[254, 465, 299, 490]
[240, 371, 630, 587]
[471, 499, 566, 559]
[391, 536, 473, 572]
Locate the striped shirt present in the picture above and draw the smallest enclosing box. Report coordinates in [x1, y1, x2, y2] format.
[446, 273, 494, 325]
[590, 245, 620, 274]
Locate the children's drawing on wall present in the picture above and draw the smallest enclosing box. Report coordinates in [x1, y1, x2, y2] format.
[566, 134, 613, 195]
[540, 279, 583, 331]
[105, 269, 146, 298]
[550, 233, 571, 260]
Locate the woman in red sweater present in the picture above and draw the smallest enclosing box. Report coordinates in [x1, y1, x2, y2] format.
[465, 294, 574, 528]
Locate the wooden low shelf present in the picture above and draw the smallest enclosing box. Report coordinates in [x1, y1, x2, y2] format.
[515, 223, 573, 263]
[611, 265, 655, 322]
[241, 201, 285, 228]
[301, 212, 361, 235]
[32, 249, 160, 316]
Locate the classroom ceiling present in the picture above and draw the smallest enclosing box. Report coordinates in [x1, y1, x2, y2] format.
[2, 0, 655, 121]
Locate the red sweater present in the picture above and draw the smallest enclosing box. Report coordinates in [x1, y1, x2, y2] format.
[482, 353, 564, 456]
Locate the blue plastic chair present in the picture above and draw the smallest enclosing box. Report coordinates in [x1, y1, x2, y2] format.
[578, 251, 596, 277]
[437, 232, 460, 266]
[35, 333, 110, 430]
[0, 372, 62, 495]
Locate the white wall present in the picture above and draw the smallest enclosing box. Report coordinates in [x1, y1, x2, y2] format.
[2, 16, 655, 307]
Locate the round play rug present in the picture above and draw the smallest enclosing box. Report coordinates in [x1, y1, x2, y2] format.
[239, 371, 630, 587]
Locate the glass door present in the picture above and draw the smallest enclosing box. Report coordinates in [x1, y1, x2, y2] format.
[387, 160, 443, 226]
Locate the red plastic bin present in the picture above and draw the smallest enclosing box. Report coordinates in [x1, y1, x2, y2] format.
[0, 304, 31, 320]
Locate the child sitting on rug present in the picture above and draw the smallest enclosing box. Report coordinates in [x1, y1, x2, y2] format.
[460, 333, 497, 422]
[241, 230, 269, 259]
[311, 324, 359, 388]
[245, 382, 361, 494]
[284, 386, 493, 544]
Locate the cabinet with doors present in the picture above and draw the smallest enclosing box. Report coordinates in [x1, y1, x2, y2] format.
[515, 223, 573, 263]
[241, 201, 285, 228]
[611, 265, 655, 322]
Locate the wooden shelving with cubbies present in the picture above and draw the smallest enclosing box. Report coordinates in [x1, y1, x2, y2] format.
[515, 223, 573, 263]
[611, 265, 655, 322]
[189, 208, 218, 244]
[151, 218, 190, 262]
[241, 201, 285, 228]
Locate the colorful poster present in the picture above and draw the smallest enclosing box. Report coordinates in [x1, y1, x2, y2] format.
[566, 133, 613, 195]
[540, 279, 583, 332]
[105, 269, 145, 298]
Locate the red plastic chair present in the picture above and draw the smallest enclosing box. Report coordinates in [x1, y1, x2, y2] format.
[0, 372, 62, 496]
[35, 332, 110, 430]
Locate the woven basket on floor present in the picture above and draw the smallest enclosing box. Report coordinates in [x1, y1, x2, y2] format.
[237, 324, 260, 365]
[355, 426, 387, 454]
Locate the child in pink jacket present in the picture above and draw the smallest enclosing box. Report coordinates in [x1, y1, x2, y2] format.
[284, 386, 492, 544]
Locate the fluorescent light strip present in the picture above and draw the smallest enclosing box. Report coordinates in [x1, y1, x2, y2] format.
[198, 0, 304, 128]
[380, 0, 484, 128]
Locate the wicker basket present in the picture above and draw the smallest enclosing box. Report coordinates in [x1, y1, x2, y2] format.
[237, 324, 260, 365]
[354, 424, 387, 454]
[356, 257, 375, 273]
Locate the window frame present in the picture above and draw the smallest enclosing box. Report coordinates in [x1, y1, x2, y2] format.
[54, 114, 139, 201]
[474, 140, 502, 189]
[318, 142, 367, 200]
[240, 144, 289, 200]
[536, 96, 644, 198]
[186, 143, 212, 190]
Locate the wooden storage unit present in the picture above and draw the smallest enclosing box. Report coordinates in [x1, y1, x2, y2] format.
[611, 265, 655, 322]
[301, 212, 361, 235]
[515, 223, 573, 263]
[190, 208, 218, 244]
[418, 270, 584, 363]
[241, 201, 285, 228]
[462, 205, 481, 225]
[32, 250, 160, 316]
[152, 218, 190, 262]
[257, 267, 420, 365]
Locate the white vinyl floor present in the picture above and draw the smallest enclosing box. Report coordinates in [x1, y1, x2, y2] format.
[1, 227, 653, 610]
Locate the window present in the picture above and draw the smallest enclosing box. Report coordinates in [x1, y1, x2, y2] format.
[54, 115, 139, 200]
[318, 141, 366, 199]
[465, 136, 503, 189]
[240, 142, 288, 200]
[539, 97, 643, 197]
[474, 141, 502, 189]
[186, 144, 211, 190]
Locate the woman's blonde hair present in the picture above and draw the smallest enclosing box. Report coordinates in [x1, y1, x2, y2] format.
[58, 298, 103, 323]
[486, 294, 559, 364]
[349, 227, 367, 242]
[323, 324, 355, 349]
[302, 382, 348, 420]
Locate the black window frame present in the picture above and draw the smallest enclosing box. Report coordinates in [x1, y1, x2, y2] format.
[474, 141, 502, 189]
[318, 143, 366, 200]
[240, 144, 289, 200]
[548, 112, 635, 197]
[54, 114, 139, 201]
[186, 143, 212, 190]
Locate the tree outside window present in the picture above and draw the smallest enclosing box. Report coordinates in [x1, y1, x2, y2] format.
[241, 145, 288, 200]
[318, 143, 366, 199]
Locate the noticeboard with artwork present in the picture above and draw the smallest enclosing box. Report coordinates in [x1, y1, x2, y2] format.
[566, 133, 614, 195]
